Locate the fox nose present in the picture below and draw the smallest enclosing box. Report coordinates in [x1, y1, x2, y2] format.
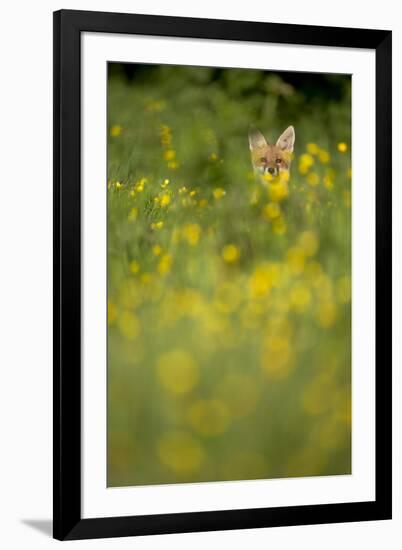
[267, 167, 276, 175]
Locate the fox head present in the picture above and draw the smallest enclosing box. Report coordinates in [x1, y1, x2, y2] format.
[249, 126, 295, 178]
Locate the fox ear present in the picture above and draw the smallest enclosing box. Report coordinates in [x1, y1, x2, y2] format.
[276, 126, 295, 152]
[248, 128, 267, 150]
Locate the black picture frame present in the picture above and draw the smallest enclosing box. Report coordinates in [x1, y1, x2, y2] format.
[53, 9, 392, 541]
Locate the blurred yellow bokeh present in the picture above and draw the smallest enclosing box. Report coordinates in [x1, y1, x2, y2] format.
[107, 65, 352, 488]
[156, 349, 199, 394]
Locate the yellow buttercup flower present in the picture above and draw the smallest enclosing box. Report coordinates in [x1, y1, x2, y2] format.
[157, 254, 172, 275]
[249, 262, 281, 298]
[182, 223, 201, 246]
[159, 192, 171, 207]
[152, 244, 162, 256]
[298, 153, 314, 174]
[306, 172, 320, 186]
[249, 268, 271, 298]
[286, 246, 306, 274]
[159, 124, 172, 146]
[129, 260, 140, 274]
[263, 202, 281, 220]
[323, 175, 334, 190]
[289, 283, 311, 313]
[306, 143, 319, 155]
[163, 149, 176, 161]
[151, 221, 164, 230]
[156, 349, 199, 394]
[262, 172, 273, 184]
[267, 180, 289, 202]
[213, 188, 226, 200]
[222, 244, 240, 263]
[318, 149, 330, 163]
[337, 142, 348, 153]
[110, 124, 122, 137]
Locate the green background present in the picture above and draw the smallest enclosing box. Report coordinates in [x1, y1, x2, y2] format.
[107, 64, 351, 487]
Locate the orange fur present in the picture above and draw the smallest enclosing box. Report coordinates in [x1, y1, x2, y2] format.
[249, 126, 295, 180]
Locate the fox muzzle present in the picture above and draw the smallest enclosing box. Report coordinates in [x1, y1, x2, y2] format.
[265, 166, 278, 176]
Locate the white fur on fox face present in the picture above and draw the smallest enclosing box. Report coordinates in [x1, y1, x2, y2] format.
[257, 165, 280, 176]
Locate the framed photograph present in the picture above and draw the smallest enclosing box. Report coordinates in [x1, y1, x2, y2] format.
[53, 9, 392, 540]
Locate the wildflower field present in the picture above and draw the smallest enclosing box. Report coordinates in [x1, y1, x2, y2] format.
[107, 64, 352, 487]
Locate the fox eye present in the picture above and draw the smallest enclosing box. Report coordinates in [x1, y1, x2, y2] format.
[260, 157, 266, 163]
[275, 158, 282, 164]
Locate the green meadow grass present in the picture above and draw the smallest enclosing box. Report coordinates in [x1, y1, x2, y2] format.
[107, 65, 352, 487]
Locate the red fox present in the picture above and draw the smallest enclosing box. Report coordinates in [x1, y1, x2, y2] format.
[248, 126, 295, 187]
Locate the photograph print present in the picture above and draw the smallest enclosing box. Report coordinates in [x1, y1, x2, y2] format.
[106, 62, 352, 488]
